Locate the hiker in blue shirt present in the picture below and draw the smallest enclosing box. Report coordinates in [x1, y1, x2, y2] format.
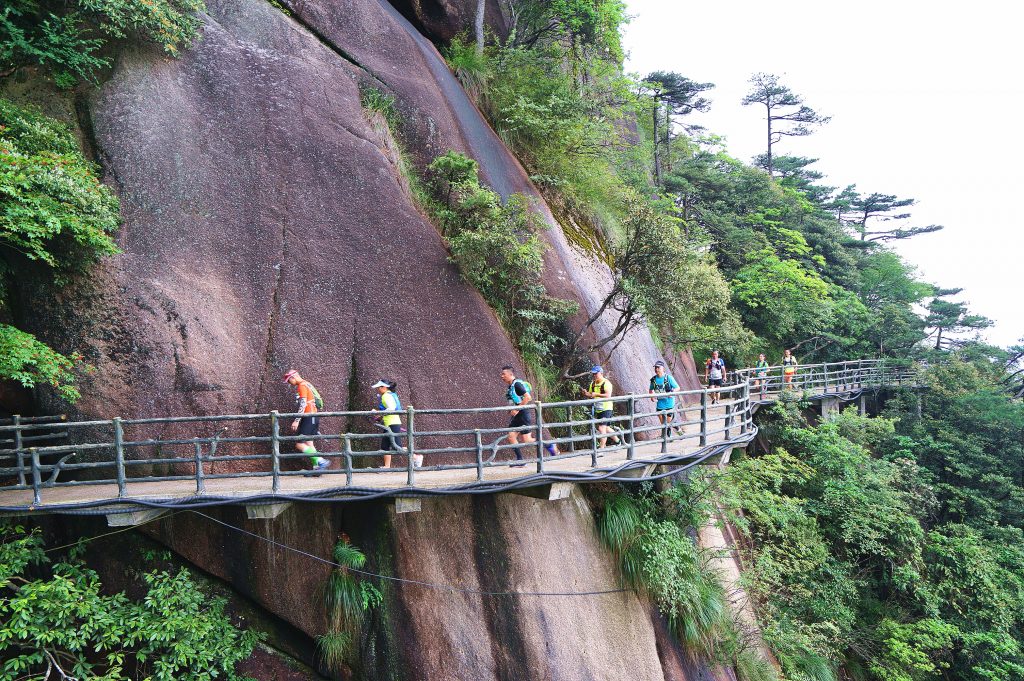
[648, 360, 681, 437]
[500, 366, 558, 467]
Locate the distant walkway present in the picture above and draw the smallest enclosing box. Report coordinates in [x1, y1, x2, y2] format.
[0, 360, 919, 517]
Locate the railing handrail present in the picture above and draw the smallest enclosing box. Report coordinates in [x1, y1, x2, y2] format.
[0, 358, 921, 509]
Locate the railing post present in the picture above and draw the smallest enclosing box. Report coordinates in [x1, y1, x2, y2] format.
[13, 415, 25, 487]
[725, 399, 732, 440]
[590, 407, 599, 466]
[823, 365, 830, 394]
[627, 395, 636, 460]
[741, 381, 750, 434]
[270, 411, 281, 494]
[113, 417, 126, 498]
[343, 434, 353, 485]
[699, 391, 708, 447]
[535, 401, 545, 474]
[406, 406, 416, 486]
[193, 441, 206, 494]
[475, 429, 484, 481]
[661, 405, 669, 454]
[30, 448, 41, 506]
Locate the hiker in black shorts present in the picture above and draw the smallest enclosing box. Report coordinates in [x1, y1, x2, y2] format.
[705, 351, 726, 404]
[500, 366, 557, 467]
[581, 365, 620, 448]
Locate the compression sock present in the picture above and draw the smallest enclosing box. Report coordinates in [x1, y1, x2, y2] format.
[302, 445, 323, 466]
[512, 447, 524, 460]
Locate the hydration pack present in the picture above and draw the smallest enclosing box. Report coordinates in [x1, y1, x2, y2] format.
[304, 381, 325, 410]
[507, 379, 533, 405]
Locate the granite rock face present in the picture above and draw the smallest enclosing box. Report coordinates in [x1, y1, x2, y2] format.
[145, 492, 729, 681]
[388, 0, 510, 44]
[10, 0, 724, 677]
[66, 0, 526, 436]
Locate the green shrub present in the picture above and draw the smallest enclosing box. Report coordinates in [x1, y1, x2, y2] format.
[0, 523, 260, 680]
[444, 36, 490, 101]
[0, 324, 81, 401]
[0, 99, 120, 401]
[317, 535, 382, 671]
[0, 99, 120, 271]
[423, 151, 577, 368]
[597, 488, 727, 653]
[1, 0, 204, 85]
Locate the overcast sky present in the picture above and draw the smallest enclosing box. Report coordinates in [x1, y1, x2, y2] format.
[622, 0, 1022, 349]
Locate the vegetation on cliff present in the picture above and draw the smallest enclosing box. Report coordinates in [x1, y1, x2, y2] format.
[0, 99, 120, 401]
[1, 0, 203, 402]
[318, 535, 382, 673]
[683, 356, 1024, 681]
[1, 0, 205, 86]
[444, 0, 989, 368]
[0, 523, 260, 680]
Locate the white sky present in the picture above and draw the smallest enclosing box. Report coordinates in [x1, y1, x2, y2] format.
[622, 0, 1023, 348]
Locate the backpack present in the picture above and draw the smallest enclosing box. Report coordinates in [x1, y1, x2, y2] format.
[303, 381, 325, 410]
[379, 390, 402, 412]
[507, 379, 533, 404]
[650, 375, 675, 393]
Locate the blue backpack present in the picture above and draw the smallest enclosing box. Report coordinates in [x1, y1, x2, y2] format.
[506, 379, 533, 405]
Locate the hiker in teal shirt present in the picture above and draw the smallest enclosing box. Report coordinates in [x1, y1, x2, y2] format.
[648, 360, 681, 436]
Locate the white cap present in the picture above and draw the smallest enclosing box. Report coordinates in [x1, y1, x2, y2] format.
[371, 380, 390, 388]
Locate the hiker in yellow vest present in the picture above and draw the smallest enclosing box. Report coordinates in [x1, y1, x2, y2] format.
[581, 366, 621, 448]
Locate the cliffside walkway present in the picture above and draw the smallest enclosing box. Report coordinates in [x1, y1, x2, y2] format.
[0, 360, 920, 518]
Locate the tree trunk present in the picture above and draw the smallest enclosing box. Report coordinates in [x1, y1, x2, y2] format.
[766, 113, 773, 176]
[475, 0, 486, 55]
[664, 103, 672, 172]
[653, 100, 662, 185]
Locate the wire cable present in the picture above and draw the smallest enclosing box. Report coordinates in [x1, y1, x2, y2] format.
[41, 510, 184, 554]
[188, 510, 631, 598]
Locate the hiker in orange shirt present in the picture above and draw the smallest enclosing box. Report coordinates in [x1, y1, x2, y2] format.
[282, 369, 330, 471]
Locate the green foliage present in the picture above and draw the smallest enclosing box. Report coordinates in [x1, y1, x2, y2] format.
[318, 535, 382, 672]
[444, 36, 490, 100]
[423, 151, 577, 365]
[360, 86, 399, 129]
[509, 0, 628, 62]
[701, 360, 1024, 681]
[0, 523, 259, 680]
[0, 324, 81, 400]
[597, 487, 727, 653]
[731, 248, 832, 349]
[662, 136, 933, 362]
[1, 0, 204, 85]
[0, 7, 106, 88]
[0, 99, 120, 401]
[0, 99, 120, 270]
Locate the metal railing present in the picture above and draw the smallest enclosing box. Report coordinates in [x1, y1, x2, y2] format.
[0, 359, 917, 508]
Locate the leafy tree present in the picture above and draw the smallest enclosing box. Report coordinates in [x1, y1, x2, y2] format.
[1, 0, 205, 86]
[563, 193, 747, 372]
[754, 154, 834, 204]
[0, 99, 120, 401]
[924, 292, 992, 350]
[1006, 342, 1024, 398]
[844, 188, 944, 243]
[507, 0, 628, 79]
[741, 73, 829, 176]
[730, 248, 833, 351]
[0, 523, 260, 680]
[644, 71, 714, 183]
